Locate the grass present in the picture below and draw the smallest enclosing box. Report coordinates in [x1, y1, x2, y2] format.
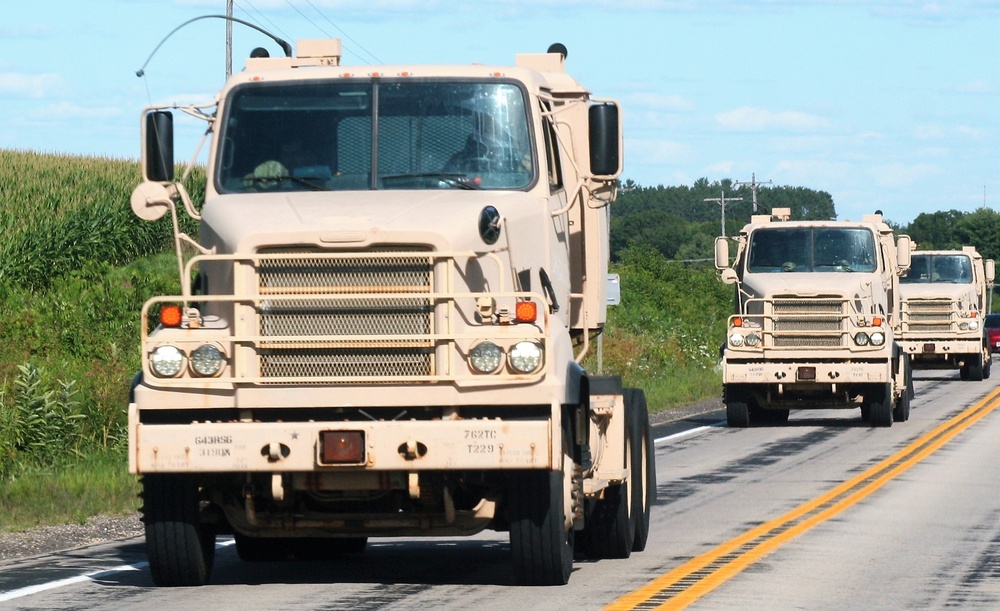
[0, 449, 139, 531]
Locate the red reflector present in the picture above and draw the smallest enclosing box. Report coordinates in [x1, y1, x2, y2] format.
[160, 304, 183, 327]
[515, 301, 537, 322]
[320, 431, 365, 464]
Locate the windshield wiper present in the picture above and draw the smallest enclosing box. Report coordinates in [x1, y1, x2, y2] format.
[244, 174, 327, 191]
[381, 172, 481, 190]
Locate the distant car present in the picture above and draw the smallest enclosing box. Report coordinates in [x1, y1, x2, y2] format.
[985, 313, 1000, 353]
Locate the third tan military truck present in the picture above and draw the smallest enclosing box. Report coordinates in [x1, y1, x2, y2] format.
[715, 208, 913, 427]
[898, 247, 995, 380]
[128, 37, 654, 587]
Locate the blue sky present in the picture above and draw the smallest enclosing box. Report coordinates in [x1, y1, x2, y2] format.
[1, 0, 997, 226]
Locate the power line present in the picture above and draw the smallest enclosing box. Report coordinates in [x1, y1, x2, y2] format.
[704, 190, 743, 237]
[302, 0, 382, 63]
[733, 173, 771, 212]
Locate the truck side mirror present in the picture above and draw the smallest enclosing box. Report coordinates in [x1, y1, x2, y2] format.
[895, 235, 912, 271]
[986, 259, 996, 284]
[714, 236, 731, 270]
[144, 110, 175, 182]
[588, 102, 621, 179]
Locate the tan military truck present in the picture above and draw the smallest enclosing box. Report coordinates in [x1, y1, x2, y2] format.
[714, 208, 913, 427]
[128, 38, 654, 587]
[898, 247, 995, 380]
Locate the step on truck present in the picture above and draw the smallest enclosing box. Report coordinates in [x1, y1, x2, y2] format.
[128, 37, 655, 587]
[898, 247, 995, 380]
[714, 208, 914, 427]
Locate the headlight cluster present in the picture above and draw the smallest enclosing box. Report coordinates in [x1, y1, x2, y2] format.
[960, 320, 979, 331]
[729, 331, 761, 348]
[469, 341, 544, 374]
[150, 344, 226, 378]
[853, 331, 886, 346]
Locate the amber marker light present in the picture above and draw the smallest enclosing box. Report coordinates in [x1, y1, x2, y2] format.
[872, 317, 883, 327]
[733, 317, 744, 327]
[160, 304, 183, 328]
[515, 301, 537, 323]
[320, 430, 365, 464]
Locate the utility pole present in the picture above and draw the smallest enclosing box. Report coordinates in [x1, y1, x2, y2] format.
[733, 172, 771, 212]
[226, 0, 233, 78]
[705, 190, 743, 237]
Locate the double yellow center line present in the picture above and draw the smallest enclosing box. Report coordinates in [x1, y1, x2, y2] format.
[609, 386, 1000, 610]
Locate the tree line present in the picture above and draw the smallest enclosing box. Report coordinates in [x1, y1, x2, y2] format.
[612, 179, 1000, 264]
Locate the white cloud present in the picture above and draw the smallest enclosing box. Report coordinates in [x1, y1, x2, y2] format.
[626, 138, 691, 164]
[715, 107, 830, 132]
[868, 162, 943, 188]
[0, 72, 62, 98]
[956, 80, 995, 94]
[624, 92, 696, 112]
[36, 101, 123, 120]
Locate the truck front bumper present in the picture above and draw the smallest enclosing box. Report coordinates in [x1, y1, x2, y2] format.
[128, 403, 552, 474]
[723, 359, 891, 385]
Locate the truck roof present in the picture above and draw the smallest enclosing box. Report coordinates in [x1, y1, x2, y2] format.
[232, 39, 589, 97]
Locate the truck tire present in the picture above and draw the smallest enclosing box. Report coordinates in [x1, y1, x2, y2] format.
[234, 534, 291, 562]
[868, 384, 893, 428]
[143, 474, 215, 586]
[509, 452, 575, 585]
[627, 389, 655, 552]
[967, 353, 985, 381]
[726, 400, 751, 428]
[580, 393, 633, 560]
[984, 352, 992, 379]
[893, 356, 912, 422]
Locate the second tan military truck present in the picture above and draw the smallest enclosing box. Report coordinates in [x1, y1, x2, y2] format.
[715, 208, 913, 427]
[898, 247, 995, 380]
[128, 38, 654, 587]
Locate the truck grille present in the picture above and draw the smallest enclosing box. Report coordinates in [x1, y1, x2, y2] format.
[902, 299, 952, 334]
[770, 299, 846, 348]
[257, 252, 434, 379]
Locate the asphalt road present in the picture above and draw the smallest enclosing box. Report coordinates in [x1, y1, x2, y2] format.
[3, 369, 1000, 610]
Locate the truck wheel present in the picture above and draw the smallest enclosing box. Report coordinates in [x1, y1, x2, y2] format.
[984, 351, 992, 379]
[509, 455, 575, 585]
[580, 391, 635, 559]
[726, 400, 750, 428]
[142, 474, 215, 586]
[868, 384, 893, 427]
[628, 389, 655, 552]
[967, 353, 985, 381]
[893, 356, 912, 422]
[292, 536, 367, 560]
[234, 533, 291, 562]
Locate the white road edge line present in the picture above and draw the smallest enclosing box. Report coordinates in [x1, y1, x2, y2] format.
[0, 540, 235, 602]
[654, 421, 726, 445]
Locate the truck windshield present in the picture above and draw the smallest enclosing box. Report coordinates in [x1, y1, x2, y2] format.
[746, 227, 878, 273]
[901, 254, 973, 284]
[216, 80, 534, 193]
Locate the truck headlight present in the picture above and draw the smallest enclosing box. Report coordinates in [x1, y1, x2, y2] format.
[729, 332, 745, 348]
[870, 332, 886, 346]
[509, 341, 543, 373]
[150, 345, 184, 377]
[469, 341, 503, 374]
[744, 333, 761, 347]
[190, 344, 225, 376]
[970, 320, 980, 331]
[854, 332, 870, 346]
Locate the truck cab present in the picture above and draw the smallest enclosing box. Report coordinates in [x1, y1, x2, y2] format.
[715, 208, 913, 427]
[129, 38, 653, 588]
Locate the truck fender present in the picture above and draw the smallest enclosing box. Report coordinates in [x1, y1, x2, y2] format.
[128, 371, 144, 404]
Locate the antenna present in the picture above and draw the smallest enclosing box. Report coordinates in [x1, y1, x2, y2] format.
[136, 14, 292, 78]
